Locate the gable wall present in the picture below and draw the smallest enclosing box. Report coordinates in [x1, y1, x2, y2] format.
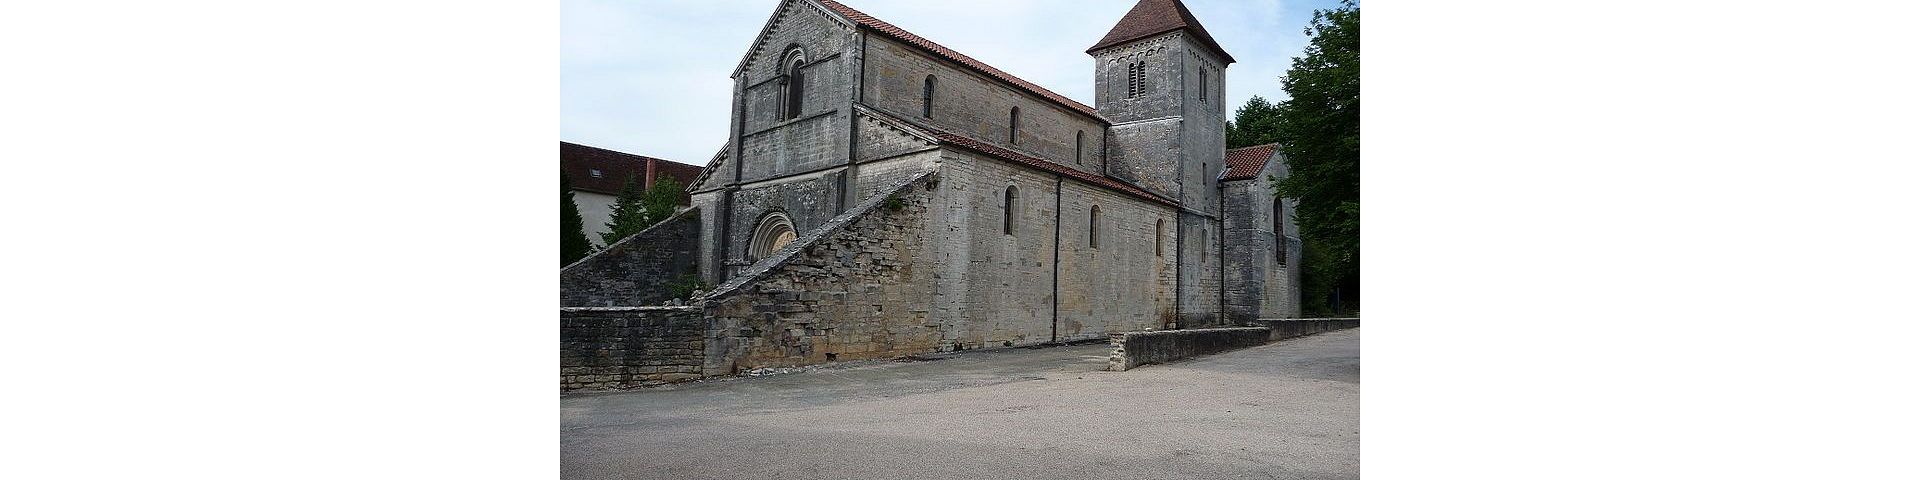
[734, 0, 858, 184]
[1220, 154, 1300, 321]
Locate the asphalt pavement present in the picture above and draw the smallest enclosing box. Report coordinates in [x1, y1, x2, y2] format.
[562, 328, 1360, 479]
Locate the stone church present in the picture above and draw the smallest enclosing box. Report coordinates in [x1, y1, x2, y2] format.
[562, 0, 1300, 381]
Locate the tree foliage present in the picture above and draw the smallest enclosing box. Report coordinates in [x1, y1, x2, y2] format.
[561, 171, 593, 266]
[599, 175, 685, 245]
[1270, 0, 1360, 312]
[640, 176, 683, 228]
[1226, 95, 1283, 149]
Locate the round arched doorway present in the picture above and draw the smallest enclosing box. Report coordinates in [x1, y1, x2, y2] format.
[749, 212, 797, 261]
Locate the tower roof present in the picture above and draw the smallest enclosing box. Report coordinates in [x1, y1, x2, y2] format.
[1086, 0, 1235, 64]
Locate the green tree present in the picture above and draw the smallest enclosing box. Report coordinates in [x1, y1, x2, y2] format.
[561, 171, 593, 266]
[599, 175, 685, 245]
[639, 176, 683, 228]
[1226, 95, 1283, 149]
[1271, 0, 1359, 313]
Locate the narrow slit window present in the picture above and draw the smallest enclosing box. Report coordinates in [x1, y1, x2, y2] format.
[1155, 219, 1165, 256]
[1075, 131, 1085, 165]
[1008, 107, 1020, 144]
[1200, 228, 1208, 264]
[1003, 186, 1018, 235]
[922, 75, 936, 118]
[1121, 62, 1136, 98]
[1200, 68, 1208, 103]
[1275, 197, 1287, 265]
[1127, 63, 1136, 98]
[1089, 205, 1101, 249]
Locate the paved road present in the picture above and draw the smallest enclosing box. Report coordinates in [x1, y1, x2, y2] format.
[562, 328, 1359, 480]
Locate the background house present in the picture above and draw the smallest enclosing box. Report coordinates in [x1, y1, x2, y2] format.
[561, 141, 704, 246]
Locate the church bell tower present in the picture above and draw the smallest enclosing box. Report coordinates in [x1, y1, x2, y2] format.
[1087, 0, 1234, 206]
[1088, 0, 1238, 327]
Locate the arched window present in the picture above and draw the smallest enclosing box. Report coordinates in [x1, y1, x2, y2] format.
[782, 49, 806, 121]
[1128, 61, 1144, 96]
[1199, 68, 1208, 103]
[749, 212, 797, 261]
[1008, 107, 1020, 144]
[922, 75, 936, 118]
[1274, 196, 1287, 265]
[1089, 205, 1101, 249]
[1002, 185, 1018, 235]
[1127, 61, 1147, 98]
[1155, 219, 1165, 256]
[1075, 130, 1085, 165]
[1127, 62, 1137, 98]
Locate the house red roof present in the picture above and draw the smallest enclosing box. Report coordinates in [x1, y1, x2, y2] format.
[1087, 0, 1235, 64]
[815, 0, 1107, 122]
[1221, 143, 1278, 181]
[560, 142, 704, 196]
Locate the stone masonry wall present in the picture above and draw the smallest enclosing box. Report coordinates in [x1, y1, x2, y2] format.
[861, 35, 1107, 176]
[561, 306, 705, 390]
[1176, 35, 1226, 215]
[723, 172, 845, 265]
[923, 149, 1061, 350]
[561, 209, 701, 307]
[1223, 175, 1299, 322]
[1106, 118, 1181, 199]
[1178, 212, 1224, 328]
[1093, 31, 1184, 122]
[1052, 176, 1180, 339]
[1107, 326, 1271, 371]
[702, 172, 940, 374]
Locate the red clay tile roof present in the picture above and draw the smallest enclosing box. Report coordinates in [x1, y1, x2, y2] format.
[815, 0, 1107, 122]
[560, 142, 703, 196]
[856, 106, 1173, 206]
[1221, 143, 1278, 181]
[1087, 0, 1235, 64]
[936, 131, 1176, 206]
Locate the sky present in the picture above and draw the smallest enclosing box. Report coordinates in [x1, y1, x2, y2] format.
[561, 0, 1342, 164]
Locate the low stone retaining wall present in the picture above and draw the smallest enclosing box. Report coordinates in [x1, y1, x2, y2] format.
[1108, 327, 1272, 371]
[1108, 319, 1360, 371]
[1248, 317, 1361, 342]
[561, 306, 705, 391]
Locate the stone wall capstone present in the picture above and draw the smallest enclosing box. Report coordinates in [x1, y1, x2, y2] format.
[1246, 318, 1359, 342]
